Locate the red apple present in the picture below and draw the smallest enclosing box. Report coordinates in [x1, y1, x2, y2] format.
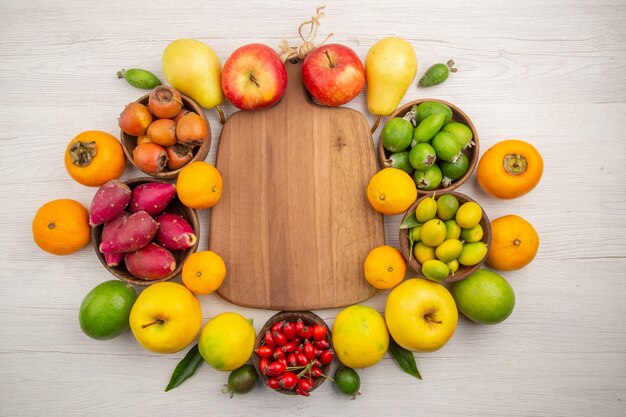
[221, 43, 288, 111]
[302, 44, 365, 106]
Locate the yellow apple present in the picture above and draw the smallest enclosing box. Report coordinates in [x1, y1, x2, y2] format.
[385, 278, 458, 352]
[129, 282, 202, 354]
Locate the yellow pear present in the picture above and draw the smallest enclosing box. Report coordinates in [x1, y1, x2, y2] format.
[365, 37, 418, 117]
[162, 39, 223, 111]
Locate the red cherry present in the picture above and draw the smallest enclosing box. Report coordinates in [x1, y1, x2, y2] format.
[256, 345, 273, 359]
[259, 358, 270, 375]
[303, 341, 316, 360]
[273, 347, 285, 360]
[295, 352, 309, 366]
[313, 339, 330, 350]
[297, 377, 313, 393]
[312, 323, 327, 342]
[266, 361, 286, 377]
[300, 325, 313, 340]
[320, 349, 334, 365]
[282, 321, 296, 341]
[264, 331, 276, 349]
[282, 341, 298, 353]
[310, 366, 322, 378]
[273, 331, 287, 346]
[295, 319, 305, 337]
[279, 372, 298, 390]
[287, 353, 298, 367]
[266, 377, 281, 390]
[271, 321, 285, 334]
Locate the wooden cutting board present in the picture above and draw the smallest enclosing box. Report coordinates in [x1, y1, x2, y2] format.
[209, 62, 385, 310]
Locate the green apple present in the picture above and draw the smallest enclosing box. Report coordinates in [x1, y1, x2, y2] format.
[450, 269, 515, 324]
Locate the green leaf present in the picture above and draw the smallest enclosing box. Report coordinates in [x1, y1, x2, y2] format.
[165, 344, 204, 392]
[388, 337, 422, 380]
[399, 212, 419, 229]
[408, 230, 415, 262]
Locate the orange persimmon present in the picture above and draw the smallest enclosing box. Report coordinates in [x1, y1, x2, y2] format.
[477, 139, 543, 199]
[64, 130, 126, 187]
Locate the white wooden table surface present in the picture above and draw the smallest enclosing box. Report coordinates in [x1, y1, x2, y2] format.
[1, 0, 625, 416]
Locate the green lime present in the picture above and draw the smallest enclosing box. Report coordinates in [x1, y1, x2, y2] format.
[461, 224, 483, 243]
[444, 219, 461, 240]
[415, 195, 437, 223]
[431, 132, 462, 162]
[413, 241, 436, 264]
[436, 194, 459, 220]
[458, 242, 488, 266]
[420, 219, 447, 247]
[456, 202, 482, 228]
[381, 118, 413, 152]
[435, 239, 463, 263]
[409, 143, 437, 171]
[421, 259, 449, 282]
[440, 153, 469, 185]
[335, 366, 361, 398]
[223, 364, 259, 397]
[450, 269, 515, 324]
[414, 165, 442, 191]
[443, 122, 473, 150]
[79, 280, 137, 340]
[385, 151, 413, 174]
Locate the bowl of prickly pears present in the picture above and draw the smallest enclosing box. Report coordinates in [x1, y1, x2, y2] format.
[377, 99, 479, 194]
[253, 311, 333, 396]
[119, 86, 211, 179]
[399, 191, 491, 283]
[90, 177, 199, 286]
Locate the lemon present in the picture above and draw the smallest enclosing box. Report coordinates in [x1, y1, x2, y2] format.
[332, 305, 389, 368]
[198, 312, 256, 371]
[367, 168, 417, 215]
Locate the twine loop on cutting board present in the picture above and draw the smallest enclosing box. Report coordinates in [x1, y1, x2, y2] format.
[279, 5, 333, 62]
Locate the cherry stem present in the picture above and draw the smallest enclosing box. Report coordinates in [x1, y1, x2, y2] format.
[142, 318, 164, 329]
[297, 362, 315, 379]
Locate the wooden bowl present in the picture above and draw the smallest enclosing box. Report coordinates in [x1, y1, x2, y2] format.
[399, 191, 491, 283]
[377, 99, 479, 195]
[253, 311, 333, 396]
[91, 177, 200, 286]
[120, 93, 210, 179]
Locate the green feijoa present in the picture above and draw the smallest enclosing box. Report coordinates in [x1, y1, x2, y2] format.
[447, 259, 459, 275]
[443, 122, 474, 150]
[223, 364, 259, 397]
[335, 366, 361, 398]
[431, 132, 462, 162]
[436, 194, 460, 221]
[385, 151, 413, 174]
[458, 242, 488, 266]
[414, 241, 436, 264]
[461, 224, 484, 243]
[415, 195, 437, 222]
[420, 219, 447, 247]
[435, 239, 464, 263]
[416, 101, 453, 124]
[409, 143, 437, 171]
[382, 118, 414, 152]
[440, 153, 470, 187]
[418, 60, 456, 87]
[414, 164, 442, 191]
[413, 112, 446, 143]
[422, 259, 450, 282]
[117, 68, 162, 90]
[410, 225, 423, 242]
[444, 219, 461, 240]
